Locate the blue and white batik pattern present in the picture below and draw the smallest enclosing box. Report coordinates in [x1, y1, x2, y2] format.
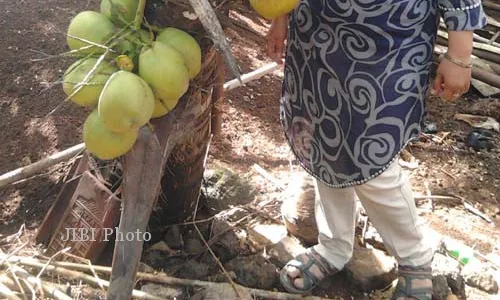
[280, 0, 487, 188]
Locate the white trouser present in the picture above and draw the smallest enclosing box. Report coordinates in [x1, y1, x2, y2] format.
[313, 160, 434, 269]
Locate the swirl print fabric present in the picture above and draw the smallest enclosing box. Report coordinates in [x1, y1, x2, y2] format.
[280, 0, 487, 188]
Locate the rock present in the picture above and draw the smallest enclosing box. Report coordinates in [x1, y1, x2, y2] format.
[178, 260, 210, 280]
[210, 218, 247, 262]
[433, 275, 452, 300]
[432, 253, 461, 276]
[185, 237, 203, 254]
[345, 246, 398, 293]
[224, 255, 278, 289]
[432, 253, 466, 299]
[463, 269, 499, 294]
[246, 223, 288, 251]
[149, 241, 174, 253]
[203, 168, 256, 213]
[465, 284, 494, 300]
[446, 271, 466, 299]
[190, 283, 253, 300]
[446, 272, 466, 299]
[363, 223, 386, 252]
[164, 225, 183, 250]
[142, 250, 173, 270]
[267, 236, 306, 268]
[281, 174, 319, 246]
[141, 283, 185, 299]
[138, 262, 155, 273]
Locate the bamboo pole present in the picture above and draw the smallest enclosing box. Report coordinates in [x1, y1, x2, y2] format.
[0, 143, 85, 189]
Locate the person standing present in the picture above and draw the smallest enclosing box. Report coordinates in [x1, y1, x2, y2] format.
[266, 0, 487, 298]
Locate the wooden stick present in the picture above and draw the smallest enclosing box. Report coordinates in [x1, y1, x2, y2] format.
[10, 266, 72, 300]
[0, 143, 85, 189]
[0, 281, 21, 300]
[483, 1, 500, 11]
[1, 256, 163, 300]
[2, 255, 327, 300]
[224, 62, 279, 91]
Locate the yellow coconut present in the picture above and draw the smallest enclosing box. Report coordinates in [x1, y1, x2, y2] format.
[249, 0, 299, 20]
[100, 0, 139, 25]
[98, 70, 155, 133]
[67, 11, 115, 54]
[138, 42, 190, 110]
[63, 58, 118, 107]
[157, 27, 202, 79]
[83, 110, 138, 160]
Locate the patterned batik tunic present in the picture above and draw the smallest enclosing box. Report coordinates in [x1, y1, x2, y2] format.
[280, 0, 487, 188]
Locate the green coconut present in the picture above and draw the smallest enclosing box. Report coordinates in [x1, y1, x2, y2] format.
[83, 110, 138, 160]
[157, 27, 202, 79]
[100, 0, 139, 25]
[138, 41, 190, 112]
[63, 58, 118, 107]
[67, 11, 115, 54]
[98, 70, 155, 133]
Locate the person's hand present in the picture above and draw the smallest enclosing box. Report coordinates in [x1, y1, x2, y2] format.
[431, 54, 472, 101]
[266, 15, 288, 64]
[431, 31, 473, 101]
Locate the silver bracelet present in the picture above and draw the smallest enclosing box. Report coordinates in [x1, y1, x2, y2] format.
[443, 53, 472, 69]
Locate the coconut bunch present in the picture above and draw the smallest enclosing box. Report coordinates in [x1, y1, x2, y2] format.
[61, 0, 202, 160]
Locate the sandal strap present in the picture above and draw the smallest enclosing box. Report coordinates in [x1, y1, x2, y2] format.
[392, 264, 433, 300]
[280, 249, 339, 293]
[307, 248, 338, 276]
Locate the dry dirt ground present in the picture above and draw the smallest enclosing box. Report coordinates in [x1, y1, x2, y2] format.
[0, 0, 499, 299]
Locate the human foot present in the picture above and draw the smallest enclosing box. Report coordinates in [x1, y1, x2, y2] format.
[279, 248, 339, 294]
[392, 263, 433, 300]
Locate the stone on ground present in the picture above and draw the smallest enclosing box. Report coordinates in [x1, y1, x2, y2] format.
[224, 254, 278, 289]
[432, 274, 452, 300]
[202, 168, 256, 213]
[141, 283, 186, 299]
[267, 236, 306, 268]
[345, 245, 398, 292]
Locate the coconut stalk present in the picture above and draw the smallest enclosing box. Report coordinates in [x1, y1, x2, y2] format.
[134, 0, 147, 30]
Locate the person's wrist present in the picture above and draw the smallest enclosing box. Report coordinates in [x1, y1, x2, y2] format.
[443, 52, 473, 69]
